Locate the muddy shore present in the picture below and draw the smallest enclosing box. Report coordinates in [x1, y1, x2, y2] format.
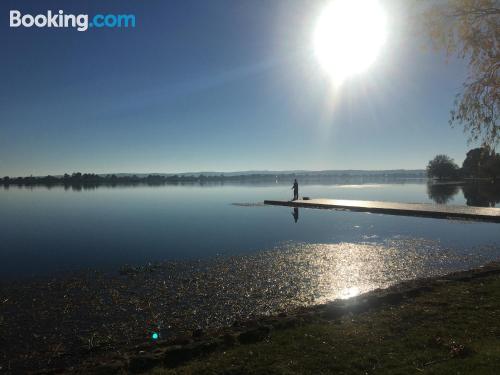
[86, 261, 500, 374]
[0, 244, 498, 373]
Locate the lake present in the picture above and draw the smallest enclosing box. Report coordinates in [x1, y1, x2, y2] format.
[2, 178, 500, 372]
[1, 179, 499, 282]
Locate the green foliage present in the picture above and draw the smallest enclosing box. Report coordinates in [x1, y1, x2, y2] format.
[483, 153, 500, 179]
[421, 0, 499, 147]
[462, 146, 500, 179]
[426, 154, 459, 179]
[427, 148, 500, 180]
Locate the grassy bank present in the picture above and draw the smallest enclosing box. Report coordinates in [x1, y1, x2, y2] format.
[151, 271, 500, 374]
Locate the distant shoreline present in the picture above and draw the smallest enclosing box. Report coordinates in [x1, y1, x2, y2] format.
[3, 174, 498, 188]
[1, 170, 428, 187]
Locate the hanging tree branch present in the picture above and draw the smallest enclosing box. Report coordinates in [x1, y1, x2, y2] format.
[421, 0, 499, 148]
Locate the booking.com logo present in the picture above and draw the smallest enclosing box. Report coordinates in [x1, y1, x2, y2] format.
[9, 10, 136, 31]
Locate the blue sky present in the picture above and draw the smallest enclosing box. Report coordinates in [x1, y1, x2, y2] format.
[1, 0, 476, 176]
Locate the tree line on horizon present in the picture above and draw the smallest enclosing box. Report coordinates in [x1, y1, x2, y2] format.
[427, 147, 500, 180]
[1, 172, 275, 186]
[1, 170, 428, 187]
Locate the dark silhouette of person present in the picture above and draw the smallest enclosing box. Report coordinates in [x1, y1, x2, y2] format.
[292, 179, 299, 201]
[292, 207, 299, 223]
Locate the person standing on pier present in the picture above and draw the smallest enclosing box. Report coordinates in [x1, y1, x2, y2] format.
[292, 179, 299, 201]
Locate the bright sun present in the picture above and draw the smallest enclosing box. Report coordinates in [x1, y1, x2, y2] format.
[313, 0, 387, 84]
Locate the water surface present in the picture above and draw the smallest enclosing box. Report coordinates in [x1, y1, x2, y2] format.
[1, 180, 499, 281]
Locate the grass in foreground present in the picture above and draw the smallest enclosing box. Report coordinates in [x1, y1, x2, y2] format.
[151, 274, 500, 374]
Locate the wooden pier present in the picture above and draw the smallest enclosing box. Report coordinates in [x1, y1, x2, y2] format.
[264, 198, 500, 223]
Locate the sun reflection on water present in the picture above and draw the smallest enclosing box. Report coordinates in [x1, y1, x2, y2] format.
[339, 286, 360, 299]
[260, 238, 487, 306]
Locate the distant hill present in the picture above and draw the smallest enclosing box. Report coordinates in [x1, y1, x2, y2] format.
[96, 169, 426, 178]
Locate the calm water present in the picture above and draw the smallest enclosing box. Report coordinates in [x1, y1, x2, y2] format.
[1, 180, 500, 281]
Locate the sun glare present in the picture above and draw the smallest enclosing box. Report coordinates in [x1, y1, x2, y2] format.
[313, 0, 387, 84]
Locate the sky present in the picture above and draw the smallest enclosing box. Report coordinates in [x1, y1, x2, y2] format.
[0, 0, 477, 176]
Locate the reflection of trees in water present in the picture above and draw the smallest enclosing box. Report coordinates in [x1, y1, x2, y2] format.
[462, 183, 500, 208]
[427, 182, 500, 207]
[427, 182, 460, 204]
